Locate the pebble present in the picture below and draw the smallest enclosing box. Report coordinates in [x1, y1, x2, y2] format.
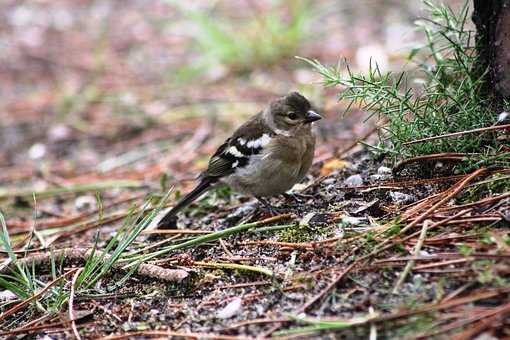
[377, 166, 392, 175]
[344, 174, 363, 187]
[227, 204, 256, 219]
[322, 177, 336, 186]
[474, 333, 499, 340]
[341, 215, 365, 226]
[75, 195, 97, 211]
[28, 143, 46, 159]
[299, 212, 316, 227]
[370, 174, 390, 181]
[217, 297, 242, 319]
[0, 290, 17, 301]
[48, 123, 71, 141]
[389, 191, 415, 204]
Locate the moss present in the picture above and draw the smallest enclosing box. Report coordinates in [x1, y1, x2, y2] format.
[457, 243, 475, 256]
[382, 220, 402, 238]
[472, 259, 507, 287]
[278, 223, 331, 243]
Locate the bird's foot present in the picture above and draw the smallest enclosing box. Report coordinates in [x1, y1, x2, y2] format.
[282, 192, 312, 204]
[255, 197, 280, 216]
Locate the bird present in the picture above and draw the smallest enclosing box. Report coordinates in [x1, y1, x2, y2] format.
[157, 92, 322, 228]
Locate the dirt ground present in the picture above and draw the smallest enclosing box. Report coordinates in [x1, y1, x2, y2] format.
[1, 1, 509, 339]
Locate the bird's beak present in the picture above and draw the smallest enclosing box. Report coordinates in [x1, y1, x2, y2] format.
[304, 110, 322, 123]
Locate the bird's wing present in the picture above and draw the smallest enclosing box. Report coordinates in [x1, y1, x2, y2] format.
[203, 113, 275, 180]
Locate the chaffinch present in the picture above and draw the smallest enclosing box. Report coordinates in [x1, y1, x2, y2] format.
[158, 92, 322, 227]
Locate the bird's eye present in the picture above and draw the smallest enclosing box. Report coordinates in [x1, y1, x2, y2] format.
[288, 112, 298, 120]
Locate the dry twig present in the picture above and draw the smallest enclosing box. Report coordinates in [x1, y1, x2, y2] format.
[0, 248, 189, 283]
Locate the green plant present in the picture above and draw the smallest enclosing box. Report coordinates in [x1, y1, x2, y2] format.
[0, 213, 68, 317]
[300, 1, 509, 169]
[75, 193, 168, 291]
[0, 191, 171, 320]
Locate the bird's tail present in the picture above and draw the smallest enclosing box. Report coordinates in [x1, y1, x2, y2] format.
[157, 179, 212, 228]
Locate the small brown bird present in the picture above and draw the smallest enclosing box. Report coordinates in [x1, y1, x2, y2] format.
[158, 92, 321, 227]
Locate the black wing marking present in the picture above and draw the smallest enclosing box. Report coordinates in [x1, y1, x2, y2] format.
[204, 138, 244, 179]
[202, 134, 273, 180]
[201, 112, 275, 180]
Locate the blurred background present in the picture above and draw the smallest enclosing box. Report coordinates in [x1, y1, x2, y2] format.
[0, 0, 464, 195]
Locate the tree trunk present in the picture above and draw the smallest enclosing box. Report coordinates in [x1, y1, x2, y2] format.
[472, 0, 510, 100]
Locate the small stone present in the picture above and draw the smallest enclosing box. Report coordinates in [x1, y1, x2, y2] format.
[377, 166, 392, 175]
[322, 177, 336, 185]
[28, 143, 46, 159]
[341, 215, 364, 226]
[389, 191, 415, 204]
[344, 174, 363, 187]
[299, 212, 316, 227]
[75, 195, 97, 211]
[217, 298, 242, 319]
[227, 204, 256, 219]
[0, 290, 17, 301]
[291, 183, 308, 192]
[285, 292, 305, 302]
[474, 333, 499, 340]
[370, 174, 390, 181]
[48, 124, 71, 141]
[38, 336, 55, 340]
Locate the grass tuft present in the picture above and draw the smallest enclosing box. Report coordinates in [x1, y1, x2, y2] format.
[0, 190, 172, 321]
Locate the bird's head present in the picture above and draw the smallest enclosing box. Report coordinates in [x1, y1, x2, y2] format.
[264, 92, 322, 136]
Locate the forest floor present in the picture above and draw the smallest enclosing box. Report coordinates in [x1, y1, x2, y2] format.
[1, 1, 509, 339]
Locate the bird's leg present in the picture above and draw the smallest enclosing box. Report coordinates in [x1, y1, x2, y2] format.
[255, 196, 279, 216]
[281, 192, 312, 204]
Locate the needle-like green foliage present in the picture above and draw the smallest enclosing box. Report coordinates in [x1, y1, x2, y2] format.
[300, 1, 509, 170]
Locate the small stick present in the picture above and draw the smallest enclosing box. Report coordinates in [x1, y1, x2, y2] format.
[439, 192, 510, 212]
[240, 240, 314, 250]
[103, 330, 245, 340]
[69, 268, 83, 340]
[226, 317, 291, 330]
[0, 248, 189, 283]
[392, 220, 430, 294]
[403, 123, 510, 145]
[414, 258, 471, 270]
[128, 214, 292, 264]
[367, 167, 486, 258]
[193, 261, 273, 277]
[216, 280, 271, 290]
[447, 301, 510, 339]
[141, 229, 211, 235]
[393, 153, 473, 173]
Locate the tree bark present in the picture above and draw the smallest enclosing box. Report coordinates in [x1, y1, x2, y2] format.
[473, 0, 510, 100]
